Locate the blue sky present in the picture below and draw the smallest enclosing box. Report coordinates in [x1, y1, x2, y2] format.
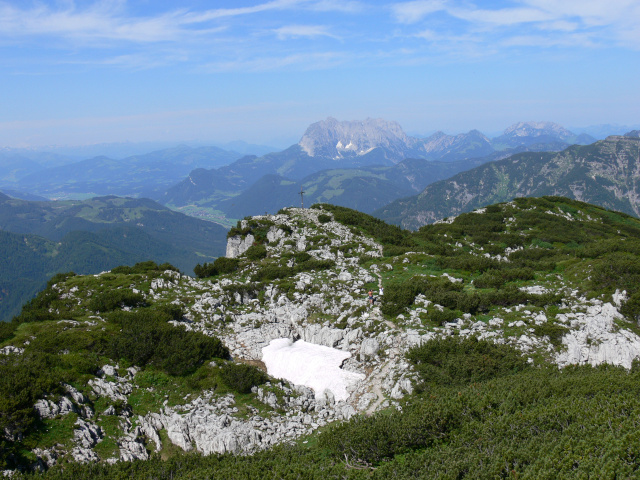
[0, 0, 638, 148]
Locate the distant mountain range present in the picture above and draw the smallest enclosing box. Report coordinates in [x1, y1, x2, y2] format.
[375, 133, 640, 230]
[0, 118, 616, 224]
[298, 117, 494, 163]
[162, 119, 594, 219]
[0, 193, 228, 321]
[298, 118, 592, 164]
[0, 145, 244, 199]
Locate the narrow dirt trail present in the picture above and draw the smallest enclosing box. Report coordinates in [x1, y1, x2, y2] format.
[366, 384, 385, 416]
[365, 356, 393, 416]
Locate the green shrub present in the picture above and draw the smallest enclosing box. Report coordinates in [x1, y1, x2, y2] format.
[474, 267, 535, 289]
[0, 351, 63, 468]
[533, 321, 569, 346]
[406, 336, 530, 386]
[252, 259, 334, 282]
[0, 322, 18, 343]
[88, 289, 145, 313]
[381, 276, 466, 317]
[245, 244, 267, 260]
[220, 363, 269, 394]
[111, 261, 179, 275]
[293, 252, 311, 263]
[621, 291, 640, 324]
[317, 214, 331, 224]
[109, 310, 228, 375]
[427, 307, 461, 326]
[154, 303, 184, 320]
[589, 252, 640, 295]
[194, 257, 240, 278]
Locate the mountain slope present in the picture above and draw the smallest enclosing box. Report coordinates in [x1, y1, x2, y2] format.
[0, 193, 229, 320]
[160, 118, 589, 222]
[376, 135, 640, 229]
[0, 193, 227, 254]
[173, 155, 495, 219]
[4, 198, 640, 476]
[0, 225, 204, 322]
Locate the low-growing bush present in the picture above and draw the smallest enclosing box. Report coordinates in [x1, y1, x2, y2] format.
[88, 289, 145, 313]
[252, 259, 334, 282]
[474, 267, 535, 289]
[533, 321, 569, 346]
[589, 252, 640, 294]
[220, 363, 269, 394]
[406, 336, 530, 386]
[193, 257, 240, 278]
[111, 261, 178, 275]
[109, 310, 228, 376]
[245, 244, 267, 260]
[427, 307, 461, 326]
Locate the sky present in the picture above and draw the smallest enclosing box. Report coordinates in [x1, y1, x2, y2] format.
[0, 0, 639, 148]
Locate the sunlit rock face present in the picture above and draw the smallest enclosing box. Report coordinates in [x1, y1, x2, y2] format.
[261, 338, 364, 402]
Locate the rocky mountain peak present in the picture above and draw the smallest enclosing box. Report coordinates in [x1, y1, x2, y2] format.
[298, 117, 411, 159]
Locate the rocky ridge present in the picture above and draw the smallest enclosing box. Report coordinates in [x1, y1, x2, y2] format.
[4, 202, 640, 471]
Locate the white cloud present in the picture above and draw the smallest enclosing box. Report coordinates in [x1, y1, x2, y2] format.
[180, 0, 304, 23]
[307, 0, 364, 13]
[393, 0, 640, 51]
[501, 33, 597, 48]
[393, 0, 447, 24]
[449, 6, 553, 26]
[0, 0, 304, 43]
[201, 51, 346, 72]
[273, 24, 338, 40]
[523, 0, 638, 27]
[0, 3, 187, 42]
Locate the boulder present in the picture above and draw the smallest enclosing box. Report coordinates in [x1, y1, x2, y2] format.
[226, 234, 255, 258]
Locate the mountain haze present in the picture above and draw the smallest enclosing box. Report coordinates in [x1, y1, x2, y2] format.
[2, 145, 243, 200]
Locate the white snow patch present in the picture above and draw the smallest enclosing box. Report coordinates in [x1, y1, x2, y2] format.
[262, 338, 364, 402]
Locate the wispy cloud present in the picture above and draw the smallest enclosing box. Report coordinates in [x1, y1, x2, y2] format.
[180, 0, 304, 23]
[273, 24, 338, 40]
[0, 0, 638, 77]
[392, 0, 640, 50]
[0, 0, 305, 43]
[0, 2, 187, 42]
[449, 6, 553, 27]
[201, 51, 347, 73]
[392, 0, 447, 24]
[308, 0, 364, 13]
